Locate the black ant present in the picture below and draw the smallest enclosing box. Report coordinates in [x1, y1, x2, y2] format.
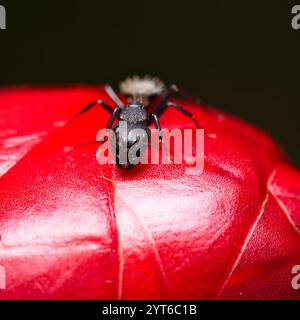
[69, 76, 200, 170]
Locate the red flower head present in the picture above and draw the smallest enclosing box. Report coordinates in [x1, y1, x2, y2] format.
[0, 84, 299, 299]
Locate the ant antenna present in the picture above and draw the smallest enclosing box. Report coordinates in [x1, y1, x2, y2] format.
[104, 84, 124, 108]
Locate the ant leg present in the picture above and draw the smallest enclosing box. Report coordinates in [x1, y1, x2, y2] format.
[151, 84, 199, 115]
[106, 107, 121, 129]
[65, 105, 120, 152]
[175, 85, 201, 104]
[69, 100, 114, 123]
[151, 84, 179, 116]
[150, 113, 162, 141]
[156, 102, 201, 128]
[150, 113, 174, 164]
[75, 106, 120, 149]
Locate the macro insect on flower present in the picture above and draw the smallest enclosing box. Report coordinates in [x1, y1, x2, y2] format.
[0, 81, 300, 299]
[68, 76, 200, 169]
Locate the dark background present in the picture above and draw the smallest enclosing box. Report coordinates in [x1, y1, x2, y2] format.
[0, 0, 299, 165]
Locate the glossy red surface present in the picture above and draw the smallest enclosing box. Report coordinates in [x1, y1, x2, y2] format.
[0, 85, 299, 299]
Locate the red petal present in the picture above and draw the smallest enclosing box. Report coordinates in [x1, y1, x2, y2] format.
[0, 86, 298, 299]
[219, 163, 300, 299]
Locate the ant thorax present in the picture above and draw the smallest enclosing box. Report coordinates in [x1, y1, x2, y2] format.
[120, 75, 165, 107]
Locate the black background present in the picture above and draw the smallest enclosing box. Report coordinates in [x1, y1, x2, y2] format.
[0, 0, 299, 165]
